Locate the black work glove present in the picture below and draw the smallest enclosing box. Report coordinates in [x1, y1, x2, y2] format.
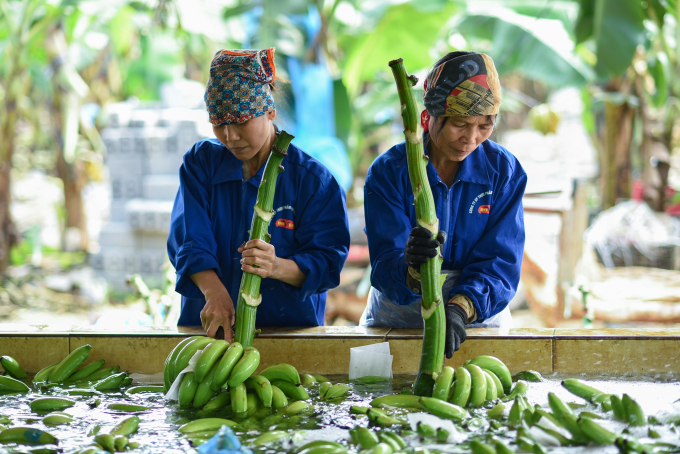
[404, 227, 446, 270]
[445, 303, 468, 359]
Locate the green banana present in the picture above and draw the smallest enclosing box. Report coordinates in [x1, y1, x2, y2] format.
[548, 392, 574, 425]
[246, 392, 260, 414]
[450, 366, 472, 407]
[312, 374, 330, 382]
[231, 382, 247, 414]
[271, 380, 310, 401]
[33, 363, 59, 384]
[622, 394, 645, 426]
[211, 342, 244, 392]
[502, 381, 529, 402]
[49, 344, 91, 383]
[323, 383, 350, 400]
[0, 427, 58, 445]
[258, 363, 301, 385]
[30, 397, 75, 412]
[109, 415, 140, 436]
[121, 376, 132, 387]
[350, 406, 370, 414]
[419, 396, 467, 420]
[318, 382, 331, 399]
[611, 394, 626, 421]
[178, 371, 199, 406]
[561, 413, 590, 445]
[164, 336, 199, 391]
[193, 364, 218, 408]
[66, 388, 101, 397]
[578, 416, 617, 444]
[508, 399, 524, 426]
[486, 368, 505, 399]
[379, 432, 406, 450]
[42, 412, 73, 426]
[367, 407, 388, 422]
[471, 440, 496, 454]
[194, 340, 230, 383]
[377, 432, 401, 451]
[113, 435, 128, 452]
[203, 392, 231, 412]
[483, 369, 498, 403]
[355, 375, 388, 384]
[75, 366, 120, 384]
[468, 356, 512, 394]
[496, 440, 516, 454]
[126, 385, 165, 394]
[488, 402, 506, 419]
[106, 403, 152, 412]
[351, 427, 379, 449]
[297, 440, 346, 454]
[251, 430, 289, 446]
[227, 346, 260, 387]
[0, 375, 30, 393]
[301, 374, 317, 386]
[284, 400, 310, 415]
[359, 442, 391, 454]
[432, 366, 454, 401]
[464, 363, 487, 407]
[76, 445, 105, 454]
[0, 355, 27, 379]
[561, 379, 605, 401]
[65, 359, 105, 383]
[178, 418, 237, 433]
[92, 372, 127, 391]
[172, 337, 213, 384]
[271, 385, 288, 410]
[517, 436, 535, 453]
[417, 421, 437, 437]
[512, 370, 543, 382]
[94, 433, 115, 452]
[245, 374, 273, 407]
[371, 394, 420, 408]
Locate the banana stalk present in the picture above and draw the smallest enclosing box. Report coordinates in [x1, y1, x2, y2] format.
[389, 58, 444, 396]
[234, 130, 294, 348]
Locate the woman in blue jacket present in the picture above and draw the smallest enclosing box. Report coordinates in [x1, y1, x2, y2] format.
[361, 51, 526, 358]
[168, 48, 350, 341]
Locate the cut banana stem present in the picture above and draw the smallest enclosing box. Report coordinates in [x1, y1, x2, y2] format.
[234, 130, 294, 348]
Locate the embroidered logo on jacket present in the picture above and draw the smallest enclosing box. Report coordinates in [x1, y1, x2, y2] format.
[469, 190, 493, 214]
[478, 205, 490, 214]
[276, 219, 294, 230]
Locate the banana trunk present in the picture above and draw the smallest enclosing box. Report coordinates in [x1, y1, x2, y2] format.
[234, 130, 294, 348]
[388, 58, 444, 396]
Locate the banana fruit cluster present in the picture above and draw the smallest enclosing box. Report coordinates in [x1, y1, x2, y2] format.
[163, 337, 307, 413]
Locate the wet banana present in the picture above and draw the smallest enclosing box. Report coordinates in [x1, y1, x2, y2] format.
[245, 375, 273, 407]
[0, 356, 26, 379]
[178, 418, 237, 433]
[164, 336, 199, 391]
[42, 412, 73, 426]
[92, 372, 127, 391]
[203, 392, 231, 412]
[64, 359, 105, 384]
[259, 363, 301, 385]
[323, 383, 350, 400]
[178, 371, 199, 406]
[271, 380, 310, 401]
[0, 427, 58, 445]
[0, 375, 30, 393]
[231, 382, 247, 414]
[194, 340, 229, 383]
[419, 396, 468, 420]
[30, 397, 76, 412]
[468, 355, 512, 395]
[502, 380, 529, 402]
[433, 366, 454, 401]
[450, 366, 472, 407]
[371, 394, 420, 408]
[193, 364, 218, 408]
[513, 370, 543, 382]
[464, 363, 487, 407]
[271, 385, 288, 410]
[49, 344, 91, 383]
[172, 337, 213, 384]
[211, 342, 244, 392]
[109, 415, 140, 436]
[561, 379, 606, 401]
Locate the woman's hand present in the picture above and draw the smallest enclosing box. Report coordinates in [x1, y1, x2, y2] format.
[239, 239, 307, 288]
[238, 239, 280, 278]
[190, 270, 235, 342]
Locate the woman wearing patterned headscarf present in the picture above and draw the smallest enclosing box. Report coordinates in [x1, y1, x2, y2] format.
[168, 48, 350, 341]
[361, 52, 526, 357]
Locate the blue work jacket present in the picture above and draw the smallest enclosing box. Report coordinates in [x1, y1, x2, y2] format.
[168, 138, 350, 327]
[364, 137, 526, 322]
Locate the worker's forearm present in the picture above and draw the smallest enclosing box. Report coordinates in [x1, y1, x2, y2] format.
[190, 270, 228, 299]
[271, 258, 307, 288]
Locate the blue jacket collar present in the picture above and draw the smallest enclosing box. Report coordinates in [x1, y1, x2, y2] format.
[423, 135, 491, 186]
[212, 144, 267, 187]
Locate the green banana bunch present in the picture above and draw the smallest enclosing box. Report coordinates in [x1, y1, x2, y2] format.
[172, 337, 213, 384]
[322, 383, 350, 400]
[0, 356, 26, 379]
[465, 364, 487, 407]
[33, 363, 59, 384]
[49, 344, 91, 383]
[73, 366, 121, 386]
[0, 375, 30, 393]
[227, 346, 260, 387]
[64, 359, 105, 384]
[468, 355, 512, 395]
[622, 394, 646, 426]
[271, 380, 310, 401]
[163, 336, 200, 391]
[0, 427, 58, 445]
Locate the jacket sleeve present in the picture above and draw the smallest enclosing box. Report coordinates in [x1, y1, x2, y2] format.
[364, 165, 421, 306]
[285, 177, 350, 301]
[450, 172, 527, 321]
[167, 149, 221, 299]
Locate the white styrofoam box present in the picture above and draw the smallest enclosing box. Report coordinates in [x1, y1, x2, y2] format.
[143, 175, 180, 201]
[125, 199, 174, 235]
[98, 222, 135, 249]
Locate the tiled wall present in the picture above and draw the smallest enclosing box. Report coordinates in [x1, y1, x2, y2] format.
[1, 325, 679, 377]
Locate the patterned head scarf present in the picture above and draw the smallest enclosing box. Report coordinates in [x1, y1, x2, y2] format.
[421, 52, 501, 130]
[204, 48, 276, 126]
